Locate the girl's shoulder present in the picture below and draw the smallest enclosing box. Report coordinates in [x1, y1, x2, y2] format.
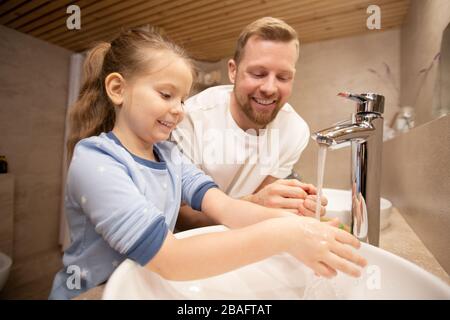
[72, 133, 132, 165]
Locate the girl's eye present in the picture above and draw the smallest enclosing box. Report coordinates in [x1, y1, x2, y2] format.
[160, 92, 172, 99]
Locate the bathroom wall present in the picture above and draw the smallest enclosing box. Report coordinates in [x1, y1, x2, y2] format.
[0, 174, 14, 258]
[401, 0, 450, 125]
[381, 114, 450, 273]
[383, 0, 450, 273]
[0, 25, 71, 298]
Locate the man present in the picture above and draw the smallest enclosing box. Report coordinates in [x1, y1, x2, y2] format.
[172, 17, 327, 230]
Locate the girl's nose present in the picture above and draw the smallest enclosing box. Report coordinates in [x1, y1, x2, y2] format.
[170, 101, 185, 115]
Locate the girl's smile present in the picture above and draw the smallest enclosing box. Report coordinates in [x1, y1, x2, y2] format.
[156, 119, 177, 132]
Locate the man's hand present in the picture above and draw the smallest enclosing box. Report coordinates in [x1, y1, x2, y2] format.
[247, 179, 328, 217]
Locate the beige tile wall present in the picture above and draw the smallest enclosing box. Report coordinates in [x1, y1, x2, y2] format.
[401, 0, 450, 125]
[0, 25, 72, 297]
[0, 174, 14, 257]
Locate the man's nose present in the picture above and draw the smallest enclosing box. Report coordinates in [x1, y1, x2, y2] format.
[259, 75, 277, 96]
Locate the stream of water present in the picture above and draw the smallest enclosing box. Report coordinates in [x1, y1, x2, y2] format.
[302, 145, 344, 299]
[315, 145, 327, 220]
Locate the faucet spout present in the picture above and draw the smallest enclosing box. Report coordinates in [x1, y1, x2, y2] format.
[311, 121, 374, 146]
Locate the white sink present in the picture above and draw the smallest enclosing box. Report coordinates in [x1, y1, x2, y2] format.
[322, 188, 392, 229]
[103, 225, 450, 300]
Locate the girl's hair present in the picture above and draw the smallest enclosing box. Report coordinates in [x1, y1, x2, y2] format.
[66, 28, 195, 161]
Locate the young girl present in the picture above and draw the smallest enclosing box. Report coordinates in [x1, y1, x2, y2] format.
[49, 29, 366, 299]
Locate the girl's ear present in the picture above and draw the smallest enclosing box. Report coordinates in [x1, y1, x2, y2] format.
[228, 59, 237, 84]
[105, 72, 126, 106]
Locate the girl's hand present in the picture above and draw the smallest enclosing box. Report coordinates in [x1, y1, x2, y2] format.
[286, 217, 367, 278]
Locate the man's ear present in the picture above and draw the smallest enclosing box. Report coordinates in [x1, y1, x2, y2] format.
[105, 72, 125, 106]
[228, 59, 237, 84]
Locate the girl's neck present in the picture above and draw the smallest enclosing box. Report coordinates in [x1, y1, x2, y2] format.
[112, 127, 157, 162]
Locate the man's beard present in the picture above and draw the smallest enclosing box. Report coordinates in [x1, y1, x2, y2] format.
[234, 90, 283, 127]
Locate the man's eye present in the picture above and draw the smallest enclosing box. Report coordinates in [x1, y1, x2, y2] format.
[248, 71, 265, 78]
[252, 73, 265, 78]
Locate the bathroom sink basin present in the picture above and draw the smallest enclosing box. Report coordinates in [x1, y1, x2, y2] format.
[322, 188, 392, 229]
[103, 225, 450, 300]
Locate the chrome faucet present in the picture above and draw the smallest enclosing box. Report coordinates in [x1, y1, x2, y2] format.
[312, 92, 385, 246]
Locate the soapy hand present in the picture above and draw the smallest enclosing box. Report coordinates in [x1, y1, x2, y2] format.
[251, 179, 327, 217]
[286, 217, 367, 278]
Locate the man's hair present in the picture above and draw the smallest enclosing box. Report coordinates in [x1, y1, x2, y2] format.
[233, 17, 299, 65]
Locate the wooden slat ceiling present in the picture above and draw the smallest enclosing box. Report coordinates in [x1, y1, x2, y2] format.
[1, 0, 410, 61]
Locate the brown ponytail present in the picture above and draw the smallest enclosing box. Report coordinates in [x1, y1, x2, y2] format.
[66, 42, 113, 161]
[66, 28, 194, 162]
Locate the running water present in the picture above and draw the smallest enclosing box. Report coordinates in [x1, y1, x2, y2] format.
[315, 145, 327, 221]
[302, 145, 344, 300]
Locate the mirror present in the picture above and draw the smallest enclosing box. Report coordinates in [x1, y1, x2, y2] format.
[432, 23, 450, 119]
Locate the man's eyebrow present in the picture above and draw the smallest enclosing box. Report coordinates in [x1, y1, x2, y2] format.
[279, 70, 294, 76]
[278, 68, 295, 74]
[247, 65, 295, 74]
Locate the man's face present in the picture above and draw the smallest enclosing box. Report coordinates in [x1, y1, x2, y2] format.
[229, 36, 298, 128]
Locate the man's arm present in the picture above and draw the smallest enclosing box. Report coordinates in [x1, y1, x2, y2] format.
[175, 204, 217, 232]
[241, 175, 328, 217]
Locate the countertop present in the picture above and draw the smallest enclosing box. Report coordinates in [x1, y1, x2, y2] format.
[74, 208, 449, 300]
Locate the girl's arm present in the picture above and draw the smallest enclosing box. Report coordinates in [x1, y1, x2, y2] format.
[147, 215, 366, 281]
[146, 189, 367, 281]
[147, 217, 290, 280]
[201, 187, 298, 228]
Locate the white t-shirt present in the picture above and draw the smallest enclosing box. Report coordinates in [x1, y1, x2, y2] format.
[171, 85, 310, 198]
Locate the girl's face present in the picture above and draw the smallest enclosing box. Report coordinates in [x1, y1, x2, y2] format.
[113, 52, 193, 146]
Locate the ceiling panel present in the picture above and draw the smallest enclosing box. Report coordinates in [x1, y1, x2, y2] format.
[0, 0, 410, 61]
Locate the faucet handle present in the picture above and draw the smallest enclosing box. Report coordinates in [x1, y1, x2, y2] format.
[338, 92, 385, 114]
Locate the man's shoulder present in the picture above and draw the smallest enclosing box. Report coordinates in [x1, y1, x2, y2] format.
[184, 85, 232, 113]
[274, 103, 310, 136]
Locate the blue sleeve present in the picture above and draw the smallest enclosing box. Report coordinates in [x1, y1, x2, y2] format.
[178, 151, 218, 211]
[126, 216, 168, 266]
[67, 142, 168, 266]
